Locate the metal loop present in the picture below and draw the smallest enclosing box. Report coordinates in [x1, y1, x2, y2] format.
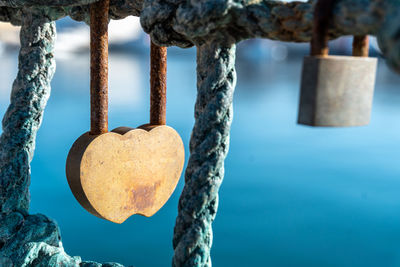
[90, 0, 109, 135]
[311, 0, 369, 57]
[150, 42, 167, 126]
[311, 0, 335, 56]
[89, 3, 167, 133]
[353, 35, 369, 57]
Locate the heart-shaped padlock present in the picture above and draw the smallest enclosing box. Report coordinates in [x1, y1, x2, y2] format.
[298, 0, 377, 127]
[66, 0, 184, 224]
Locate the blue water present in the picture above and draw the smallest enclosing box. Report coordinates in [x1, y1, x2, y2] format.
[1, 43, 400, 267]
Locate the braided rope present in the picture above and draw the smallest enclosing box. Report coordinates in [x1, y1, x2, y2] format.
[1, 0, 399, 72]
[172, 42, 236, 267]
[0, 9, 122, 267]
[0, 0, 399, 266]
[0, 9, 56, 215]
[0, 1, 389, 44]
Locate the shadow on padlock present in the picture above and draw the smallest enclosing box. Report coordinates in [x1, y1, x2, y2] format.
[298, 0, 377, 127]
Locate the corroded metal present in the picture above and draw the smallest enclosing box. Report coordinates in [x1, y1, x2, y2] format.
[90, 0, 109, 135]
[353, 35, 369, 57]
[150, 42, 167, 126]
[311, 0, 335, 56]
[66, 126, 185, 224]
[68, 9, 183, 225]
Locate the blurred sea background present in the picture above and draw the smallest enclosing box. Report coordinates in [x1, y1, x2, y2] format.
[1, 14, 400, 267]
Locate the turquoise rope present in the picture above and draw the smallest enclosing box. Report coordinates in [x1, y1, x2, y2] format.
[172, 42, 236, 267]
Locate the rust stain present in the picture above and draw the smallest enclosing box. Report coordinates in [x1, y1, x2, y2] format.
[126, 181, 161, 211]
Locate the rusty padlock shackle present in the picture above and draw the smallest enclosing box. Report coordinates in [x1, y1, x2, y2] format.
[311, 0, 369, 57]
[89, 0, 166, 136]
[66, 0, 184, 224]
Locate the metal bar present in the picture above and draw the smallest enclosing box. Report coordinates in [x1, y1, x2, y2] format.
[311, 0, 336, 56]
[90, 0, 109, 135]
[353, 35, 369, 57]
[150, 42, 167, 125]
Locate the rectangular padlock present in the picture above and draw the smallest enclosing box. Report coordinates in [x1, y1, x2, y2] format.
[297, 0, 377, 127]
[298, 55, 377, 126]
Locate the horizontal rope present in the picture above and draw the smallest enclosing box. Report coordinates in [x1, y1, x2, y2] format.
[0, 0, 98, 7]
[1, 0, 399, 72]
[2, 0, 394, 71]
[0, 0, 389, 46]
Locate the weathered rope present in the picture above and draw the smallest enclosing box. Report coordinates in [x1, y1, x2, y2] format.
[0, 9, 56, 215]
[0, 9, 122, 267]
[1, 0, 400, 72]
[0, 0, 98, 7]
[1, 1, 399, 72]
[377, 6, 400, 72]
[0, 9, 64, 265]
[0, 1, 390, 44]
[141, 0, 389, 46]
[172, 42, 236, 267]
[0, 0, 399, 266]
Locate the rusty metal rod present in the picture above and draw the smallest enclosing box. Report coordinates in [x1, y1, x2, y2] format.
[353, 35, 369, 57]
[90, 0, 109, 135]
[150, 42, 167, 125]
[311, 0, 336, 56]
